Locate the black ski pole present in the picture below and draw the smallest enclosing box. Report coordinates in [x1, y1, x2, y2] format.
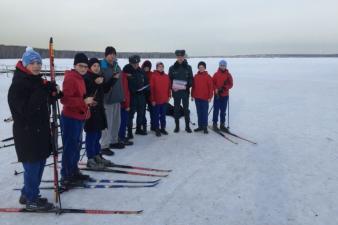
[227, 95, 230, 129]
[0, 143, 14, 149]
[1, 137, 14, 142]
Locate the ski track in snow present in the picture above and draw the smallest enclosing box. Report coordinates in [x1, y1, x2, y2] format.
[0, 58, 338, 225]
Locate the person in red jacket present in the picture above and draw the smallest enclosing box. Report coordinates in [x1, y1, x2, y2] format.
[212, 60, 233, 132]
[60, 53, 95, 189]
[118, 69, 133, 145]
[191, 61, 213, 134]
[150, 62, 171, 137]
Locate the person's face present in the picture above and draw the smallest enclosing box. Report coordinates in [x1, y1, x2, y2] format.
[26, 62, 42, 76]
[144, 67, 150, 72]
[131, 63, 139, 69]
[219, 65, 227, 71]
[91, 63, 100, 74]
[198, 65, 206, 73]
[75, 63, 88, 75]
[106, 53, 116, 64]
[157, 64, 164, 72]
[177, 56, 185, 64]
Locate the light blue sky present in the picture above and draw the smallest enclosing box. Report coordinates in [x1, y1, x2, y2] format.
[1, 0, 337, 56]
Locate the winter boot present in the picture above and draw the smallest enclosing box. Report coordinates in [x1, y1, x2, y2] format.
[143, 125, 148, 135]
[203, 127, 209, 134]
[25, 199, 54, 212]
[87, 158, 105, 170]
[174, 119, 180, 133]
[194, 127, 203, 132]
[185, 121, 192, 133]
[95, 154, 114, 167]
[155, 129, 161, 137]
[72, 170, 91, 181]
[19, 195, 47, 205]
[135, 126, 147, 135]
[160, 128, 168, 135]
[220, 123, 229, 132]
[109, 142, 125, 149]
[100, 148, 115, 156]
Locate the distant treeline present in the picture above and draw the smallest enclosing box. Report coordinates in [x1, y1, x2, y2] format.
[0, 45, 176, 59]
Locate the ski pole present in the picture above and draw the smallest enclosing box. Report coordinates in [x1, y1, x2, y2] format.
[0, 143, 14, 149]
[227, 95, 230, 129]
[1, 137, 14, 142]
[49, 37, 62, 208]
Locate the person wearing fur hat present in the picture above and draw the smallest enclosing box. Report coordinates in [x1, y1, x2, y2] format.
[150, 62, 171, 137]
[191, 61, 213, 134]
[212, 60, 233, 132]
[141, 60, 155, 133]
[100, 46, 125, 155]
[60, 53, 94, 189]
[8, 47, 62, 211]
[124, 55, 149, 137]
[169, 49, 193, 133]
[83, 58, 118, 170]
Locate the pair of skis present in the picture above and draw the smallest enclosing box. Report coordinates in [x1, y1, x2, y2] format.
[209, 126, 257, 145]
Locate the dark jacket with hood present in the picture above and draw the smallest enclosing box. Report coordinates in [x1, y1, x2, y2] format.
[8, 61, 53, 162]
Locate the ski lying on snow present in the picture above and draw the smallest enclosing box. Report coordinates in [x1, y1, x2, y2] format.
[14, 183, 158, 191]
[79, 167, 169, 178]
[208, 126, 238, 144]
[41, 178, 161, 184]
[0, 207, 143, 215]
[78, 162, 172, 173]
[222, 130, 257, 145]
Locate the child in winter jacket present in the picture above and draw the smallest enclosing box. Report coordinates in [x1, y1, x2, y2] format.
[150, 62, 171, 137]
[212, 60, 233, 132]
[192, 61, 213, 134]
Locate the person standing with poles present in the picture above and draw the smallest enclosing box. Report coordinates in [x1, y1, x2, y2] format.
[8, 47, 60, 211]
[212, 60, 233, 132]
[60, 53, 93, 189]
[169, 50, 193, 133]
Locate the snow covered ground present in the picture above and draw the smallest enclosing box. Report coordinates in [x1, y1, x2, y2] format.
[0, 57, 338, 225]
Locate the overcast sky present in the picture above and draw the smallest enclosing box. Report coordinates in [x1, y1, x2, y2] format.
[1, 0, 337, 56]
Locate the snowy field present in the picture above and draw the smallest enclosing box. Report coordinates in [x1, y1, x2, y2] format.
[0, 57, 338, 225]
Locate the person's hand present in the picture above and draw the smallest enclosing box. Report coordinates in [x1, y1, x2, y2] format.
[84, 97, 94, 105]
[126, 107, 130, 112]
[95, 77, 104, 84]
[152, 102, 156, 106]
[208, 98, 211, 103]
[90, 100, 98, 107]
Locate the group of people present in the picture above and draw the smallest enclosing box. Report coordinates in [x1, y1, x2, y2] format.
[7, 46, 233, 211]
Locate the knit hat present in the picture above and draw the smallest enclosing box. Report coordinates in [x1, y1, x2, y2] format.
[73, 53, 89, 66]
[219, 60, 227, 68]
[88, 58, 100, 69]
[105, 46, 116, 56]
[142, 60, 152, 70]
[175, 50, 186, 57]
[22, 47, 42, 67]
[129, 55, 141, 64]
[198, 61, 206, 69]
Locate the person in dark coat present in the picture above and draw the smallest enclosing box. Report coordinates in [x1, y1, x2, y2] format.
[83, 58, 118, 169]
[7, 47, 60, 211]
[141, 60, 154, 132]
[168, 50, 193, 133]
[124, 55, 149, 137]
